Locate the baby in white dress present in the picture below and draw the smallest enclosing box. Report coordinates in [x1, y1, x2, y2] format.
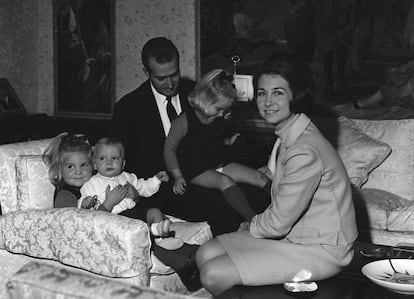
[79, 137, 168, 214]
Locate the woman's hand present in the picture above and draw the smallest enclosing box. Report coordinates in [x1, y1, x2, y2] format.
[102, 184, 129, 211]
[238, 221, 250, 232]
[156, 171, 169, 182]
[224, 133, 241, 145]
[173, 176, 186, 195]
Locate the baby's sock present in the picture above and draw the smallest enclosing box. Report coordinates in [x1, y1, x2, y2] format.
[223, 184, 255, 221]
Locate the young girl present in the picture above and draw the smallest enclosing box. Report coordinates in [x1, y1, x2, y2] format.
[164, 69, 271, 222]
[43, 133, 202, 291]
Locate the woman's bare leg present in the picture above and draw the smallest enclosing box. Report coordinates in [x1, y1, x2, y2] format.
[197, 239, 242, 295]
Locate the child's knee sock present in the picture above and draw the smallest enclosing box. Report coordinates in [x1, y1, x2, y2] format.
[222, 184, 255, 221]
[262, 179, 272, 195]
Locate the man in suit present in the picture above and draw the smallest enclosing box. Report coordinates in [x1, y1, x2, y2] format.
[111, 37, 268, 236]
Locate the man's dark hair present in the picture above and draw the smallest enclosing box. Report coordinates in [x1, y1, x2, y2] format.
[141, 37, 179, 72]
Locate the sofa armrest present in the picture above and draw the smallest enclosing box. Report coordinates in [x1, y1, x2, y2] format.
[0, 208, 151, 282]
[7, 262, 194, 299]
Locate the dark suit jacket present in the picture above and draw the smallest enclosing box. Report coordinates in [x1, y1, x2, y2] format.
[110, 78, 195, 178]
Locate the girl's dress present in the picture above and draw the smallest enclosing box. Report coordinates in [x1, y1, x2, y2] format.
[54, 183, 80, 208]
[165, 108, 244, 180]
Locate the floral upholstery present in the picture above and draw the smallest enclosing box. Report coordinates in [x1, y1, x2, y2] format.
[0, 138, 53, 213]
[352, 119, 414, 201]
[15, 155, 55, 210]
[353, 188, 414, 231]
[6, 262, 195, 299]
[0, 208, 151, 282]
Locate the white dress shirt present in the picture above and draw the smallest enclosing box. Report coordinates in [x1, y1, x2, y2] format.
[151, 84, 182, 136]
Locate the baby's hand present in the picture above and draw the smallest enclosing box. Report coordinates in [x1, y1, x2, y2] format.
[173, 177, 186, 195]
[125, 182, 140, 202]
[81, 195, 98, 209]
[224, 133, 241, 145]
[156, 171, 169, 182]
[103, 184, 129, 211]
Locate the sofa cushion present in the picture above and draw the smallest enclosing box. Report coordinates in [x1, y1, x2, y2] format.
[0, 138, 53, 213]
[335, 117, 391, 187]
[0, 208, 151, 281]
[15, 155, 54, 210]
[6, 262, 194, 299]
[353, 188, 414, 232]
[352, 119, 414, 200]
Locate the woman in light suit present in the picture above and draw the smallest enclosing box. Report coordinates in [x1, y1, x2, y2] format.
[195, 53, 358, 295]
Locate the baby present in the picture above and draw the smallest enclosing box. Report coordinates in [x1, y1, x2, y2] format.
[79, 137, 169, 215]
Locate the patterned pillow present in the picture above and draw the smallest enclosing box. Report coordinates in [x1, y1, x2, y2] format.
[336, 117, 391, 188]
[7, 262, 192, 299]
[0, 208, 151, 281]
[15, 155, 54, 210]
[0, 138, 53, 213]
[352, 119, 414, 201]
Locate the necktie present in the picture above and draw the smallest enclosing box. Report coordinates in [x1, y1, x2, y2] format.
[166, 96, 178, 121]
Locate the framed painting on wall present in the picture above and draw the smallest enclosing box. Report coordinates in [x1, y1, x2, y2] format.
[54, 0, 114, 118]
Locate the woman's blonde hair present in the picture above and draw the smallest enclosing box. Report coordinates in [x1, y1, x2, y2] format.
[188, 69, 236, 114]
[42, 133, 92, 186]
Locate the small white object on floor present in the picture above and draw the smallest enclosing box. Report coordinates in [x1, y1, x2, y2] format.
[283, 281, 318, 293]
[155, 237, 184, 250]
[283, 269, 318, 293]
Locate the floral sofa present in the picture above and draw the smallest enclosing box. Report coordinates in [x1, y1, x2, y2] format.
[0, 138, 213, 299]
[312, 116, 414, 247]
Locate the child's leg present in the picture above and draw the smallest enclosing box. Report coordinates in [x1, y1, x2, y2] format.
[146, 208, 174, 238]
[146, 208, 165, 225]
[222, 162, 272, 194]
[191, 170, 255, 221]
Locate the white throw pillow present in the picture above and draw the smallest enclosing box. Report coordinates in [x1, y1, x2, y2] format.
[336, 117, 391, 188]
[15, 155, 54, 210]
[352, 118, 414, 200]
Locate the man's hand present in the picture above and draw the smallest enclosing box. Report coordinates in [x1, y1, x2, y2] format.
[224, 133, 241, 145]
[102, 184, 129, 211]
[173, 176, 186, 195]
[156, 171, 169, 182]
